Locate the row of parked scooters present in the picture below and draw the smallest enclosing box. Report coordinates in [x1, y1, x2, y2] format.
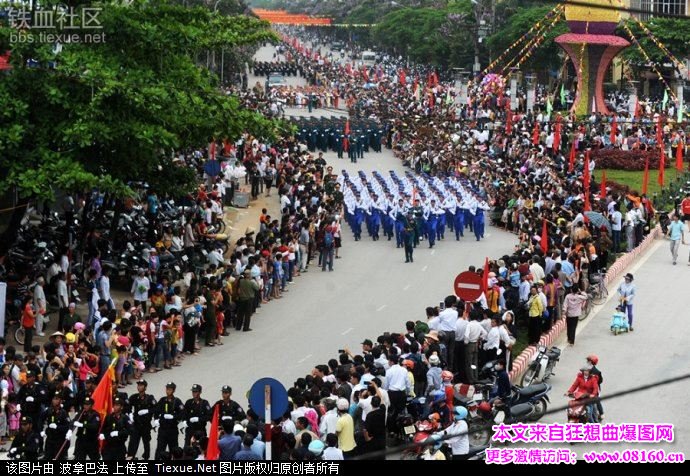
[398, 346, 563, 459]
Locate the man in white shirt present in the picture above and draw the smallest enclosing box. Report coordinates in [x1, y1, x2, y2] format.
[454, 316, 468, 380]
[529, 258, 545, 282]
[57, 272, 69, 332]
[464, 318, 487, 383]
[383, 356, 410, 429]
[319, 400, 339, 440]
[33, 277, 47, 337]
[437, 296, 459, 372]
[99, 268, 115, 311]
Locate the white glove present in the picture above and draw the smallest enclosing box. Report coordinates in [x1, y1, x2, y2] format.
[221, 416, 231, 421]
[163, 414, 174, 420]
[49, 423, 58, 429]
[98, 434, 105, 441]
[189, 417, 199, 423]
[110, 431, 119, 438]
[128, 413, 134, 424]
[16, 404, 21, 412]
[73, 421, 83, 428]
[65, 430, 72, 440]
[151, 419, 160, 429]
[9, 447, 16, 454]
[179, 421, 188, 430]
[137, 409, 149, 416]
[26, 397, 34, 403]
[41, 431, 47, 438]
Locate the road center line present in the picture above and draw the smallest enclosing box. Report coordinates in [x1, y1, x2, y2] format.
[298, 354, 313, 364]
[422, 265, 428, 272]
[430, 250, 435, 256]
[403, 284, 411, 291]
[377, 304, 387, 312]
[341, 327, 354, 335]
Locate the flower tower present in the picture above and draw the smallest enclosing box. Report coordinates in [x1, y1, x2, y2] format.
[555, 0, 630, 116]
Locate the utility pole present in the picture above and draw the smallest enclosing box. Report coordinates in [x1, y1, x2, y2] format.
[471, 0, 494, 74]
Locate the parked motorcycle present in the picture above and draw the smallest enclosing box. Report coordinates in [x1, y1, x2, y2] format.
[521, 345, 561, 386]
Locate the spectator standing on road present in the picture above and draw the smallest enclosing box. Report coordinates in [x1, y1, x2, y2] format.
[666, 214, 686, 265]
[617, 273, 636, 331]
[562, 287, 588, 346]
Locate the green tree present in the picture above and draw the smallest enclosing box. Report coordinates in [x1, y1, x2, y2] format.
[485, 5, 568, 75]
[617, 18, 690, 75]
[0, 1, 277, 202]
[0, 1, 279, 249]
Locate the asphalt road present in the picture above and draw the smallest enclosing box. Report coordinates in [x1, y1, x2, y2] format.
[537, 238, 690, 455]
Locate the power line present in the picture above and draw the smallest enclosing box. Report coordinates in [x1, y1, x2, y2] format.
[352, 371, 690, 460]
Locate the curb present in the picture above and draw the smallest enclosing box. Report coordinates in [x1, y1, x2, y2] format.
[509, 225, 661, 383]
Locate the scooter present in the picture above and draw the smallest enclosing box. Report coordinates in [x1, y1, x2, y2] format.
[521, 345, 561, 386]
[566, 394, 601, 424]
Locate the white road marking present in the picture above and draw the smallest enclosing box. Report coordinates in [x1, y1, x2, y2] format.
[422, 265, 428, 272]
[341, 327, 354, 336]
[403, 284, 411, 291]
[376, 305, 387, 312]
[298, 354, 313, 364]
[431, 250, 436, 256]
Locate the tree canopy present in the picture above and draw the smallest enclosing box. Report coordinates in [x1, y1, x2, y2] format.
[0, 0, 279, 201]
[485, 5, 568, 75]
[617, 17, 690, 75]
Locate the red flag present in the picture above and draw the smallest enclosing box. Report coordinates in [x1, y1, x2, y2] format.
[656, 116, 663, 145]
[222, 139, 232, 156]
[482, 257, 489, 293]
[92, 365, 114, 450]
[206, 405, 220, 460]
[344, 119, 350, 136]
[600, 170, 607, 197]
[92, 366, 114, 421]
[399, 69, 407, 86]
[642, 158, 650, 195]
[676, 140, 684, 172]
[532, 122, 540, 146]
[583, 150, 591, 190]
[541, 219, 548, 254]
[505, 107, 512, 135]
[634, 98, 641, 118]
[209, 141, 216, 160]
[553, 116, 562, 153]
[584, 192, 591, 212]
[568, 141, 576, 173]
[658, 146, 666, 187]
[610, 116, 617, 144]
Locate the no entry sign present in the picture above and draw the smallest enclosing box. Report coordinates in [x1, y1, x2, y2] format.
[454, 271, 483, 301]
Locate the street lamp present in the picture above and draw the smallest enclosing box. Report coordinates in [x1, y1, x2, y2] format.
[525, 72, 536, 114]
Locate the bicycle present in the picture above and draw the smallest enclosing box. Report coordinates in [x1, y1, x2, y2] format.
[588, 268, 608, 305]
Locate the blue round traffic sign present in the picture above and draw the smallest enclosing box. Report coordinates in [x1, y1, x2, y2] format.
[248, 378, 289, 421]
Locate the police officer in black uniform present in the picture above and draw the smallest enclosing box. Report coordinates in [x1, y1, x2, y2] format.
[153, 382, 185, 459]
[214, 385, 246, 429]
[128, 379, 156, 460]
[9, 416, 43, 460]
[40, 392, 70, 460]
[74, 375, 98, 410]
[101, 397, 131, 460]
[184, 384, 211, 446]
[17, 370, 47, 427]
[73, 397, 101, 460]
